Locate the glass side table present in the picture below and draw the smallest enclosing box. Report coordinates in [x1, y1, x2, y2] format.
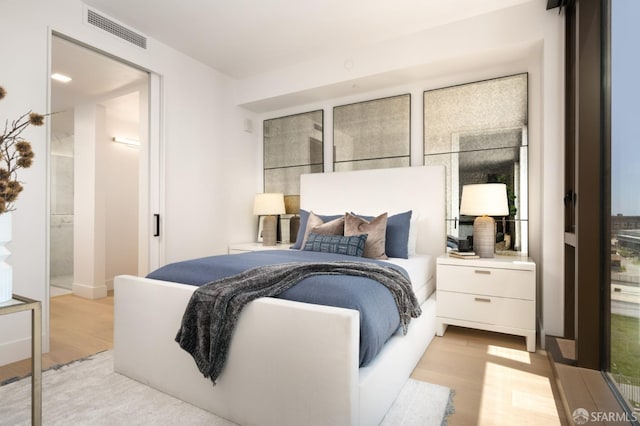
[0, 294, 42, 426]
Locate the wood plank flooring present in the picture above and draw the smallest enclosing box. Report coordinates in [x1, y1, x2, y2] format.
[412, 327, 569, 425]
[0, 292, 568, 424]
[0, 292, 113, 384]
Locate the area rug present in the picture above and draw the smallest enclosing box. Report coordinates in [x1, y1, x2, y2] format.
[0, 351, 454, 425]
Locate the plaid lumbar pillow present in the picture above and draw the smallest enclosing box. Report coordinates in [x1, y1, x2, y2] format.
[303, 233, 368, 257]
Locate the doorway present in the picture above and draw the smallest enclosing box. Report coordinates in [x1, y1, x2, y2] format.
[50, 35, 150, 298]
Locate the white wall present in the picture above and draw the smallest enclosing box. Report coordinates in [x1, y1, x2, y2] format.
[0, 0, 257, 365]
[104, 93, 140, 290]
[73, 103, 107, 299]
[234, 0, 565, 340]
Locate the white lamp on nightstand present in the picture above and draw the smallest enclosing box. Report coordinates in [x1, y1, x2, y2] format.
[460, 183, 509, 258]
[253, 193, 286, 246]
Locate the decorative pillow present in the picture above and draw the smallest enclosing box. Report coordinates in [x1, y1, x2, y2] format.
[291, 210, 343, 249]
[344, 212, 388, 259]
[303, 233, 368, 257]
[298, 212, 345, 250]
[351, 211, 412, 258]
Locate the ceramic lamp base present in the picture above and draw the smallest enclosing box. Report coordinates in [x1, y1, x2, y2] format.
[262, 215, 278, 246]
[473, 215, 495, 258]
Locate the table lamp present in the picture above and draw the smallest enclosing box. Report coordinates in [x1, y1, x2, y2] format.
[459, 183, 509, 258]
[284, 195, 301, 244]
[253, 193, 286, 246]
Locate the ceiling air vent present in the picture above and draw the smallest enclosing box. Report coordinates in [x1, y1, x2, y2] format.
[86, 8, 147, 49]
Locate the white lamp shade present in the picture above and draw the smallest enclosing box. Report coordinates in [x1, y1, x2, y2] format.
[253, 193, 286, 215]
[460, 184, 509, 216]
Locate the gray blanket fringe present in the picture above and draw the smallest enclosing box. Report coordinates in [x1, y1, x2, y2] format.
[175, 261, 421, 384]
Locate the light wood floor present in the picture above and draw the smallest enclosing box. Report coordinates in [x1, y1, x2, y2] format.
[0, 291, 113, 383]
[412, 327, 568, 425]
[0, 293, 568, 424]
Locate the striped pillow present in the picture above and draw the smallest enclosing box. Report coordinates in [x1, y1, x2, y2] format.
[303, 233, 368, 257]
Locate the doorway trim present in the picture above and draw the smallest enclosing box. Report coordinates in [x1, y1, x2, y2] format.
[47, 29, 164, 294]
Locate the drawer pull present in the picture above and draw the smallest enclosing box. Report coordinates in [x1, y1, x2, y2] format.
[474, 270, 491, 275]
[474, 297, 491, 303]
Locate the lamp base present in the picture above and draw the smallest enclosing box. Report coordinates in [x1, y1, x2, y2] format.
[473, 215, 495, 258]
[262, 215, 278, 246]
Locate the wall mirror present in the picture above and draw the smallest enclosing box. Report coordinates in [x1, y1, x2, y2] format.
[333, 94, 410, 172]
[263, 110, 324, 195]
[424, 73, 528, 254]
[263, 110, 323, 243]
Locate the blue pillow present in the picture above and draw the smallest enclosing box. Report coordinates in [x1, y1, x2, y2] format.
[303, 233, 368, 257]
[351, 211, 412, 258]
[291, 209, 344, 249]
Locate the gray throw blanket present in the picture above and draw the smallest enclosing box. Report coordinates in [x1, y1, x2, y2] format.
[175, 261, 421, 384]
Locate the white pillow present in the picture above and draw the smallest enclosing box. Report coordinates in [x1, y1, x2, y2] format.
[408, 213, 420, 256]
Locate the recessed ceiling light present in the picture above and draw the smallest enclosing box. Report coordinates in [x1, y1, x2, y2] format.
[51, 73, 72, 83]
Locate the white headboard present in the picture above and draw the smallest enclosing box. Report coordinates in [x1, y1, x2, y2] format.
[300, 165, 445, 257]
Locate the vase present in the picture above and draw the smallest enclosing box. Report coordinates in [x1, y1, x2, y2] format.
[0, 213, 12, 303]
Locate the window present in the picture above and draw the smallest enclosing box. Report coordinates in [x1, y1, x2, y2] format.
[608, 0, 640, 411]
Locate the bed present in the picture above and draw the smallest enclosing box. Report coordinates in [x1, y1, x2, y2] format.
[113, 165, 445, 426]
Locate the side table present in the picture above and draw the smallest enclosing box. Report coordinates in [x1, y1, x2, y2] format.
[0, 294, 42, 425]
[436, 254, 536, 352]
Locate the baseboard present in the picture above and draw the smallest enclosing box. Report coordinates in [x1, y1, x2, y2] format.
[72, 282, 108, 299]
[0, 336, 32, 366]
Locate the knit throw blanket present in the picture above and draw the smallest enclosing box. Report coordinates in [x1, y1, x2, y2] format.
[175, 261, 421, 384]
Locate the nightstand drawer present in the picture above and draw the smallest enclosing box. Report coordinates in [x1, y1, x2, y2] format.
[437, 264, 534, 300]
[437, 291, 535, 330]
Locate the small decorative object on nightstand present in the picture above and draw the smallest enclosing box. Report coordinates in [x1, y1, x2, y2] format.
[284, 195, 301, 244]
[253, 193, 286, 246]
[436, 253, 536, 352]
[459, 183, 509, 258]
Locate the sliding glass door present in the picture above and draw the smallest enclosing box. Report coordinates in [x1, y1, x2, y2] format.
[609, 0, 640, 412]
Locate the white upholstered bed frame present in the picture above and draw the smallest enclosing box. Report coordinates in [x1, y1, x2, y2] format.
[114, 165, 445, 426]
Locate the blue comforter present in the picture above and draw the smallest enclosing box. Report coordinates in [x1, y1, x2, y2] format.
[147, 250, 413, 366]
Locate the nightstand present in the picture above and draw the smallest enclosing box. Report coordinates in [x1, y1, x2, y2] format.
[228, 242, 293, 254]
[436, 253, 536, 352]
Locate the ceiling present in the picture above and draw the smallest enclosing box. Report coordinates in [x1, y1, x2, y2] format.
[51, 36, 147, 113]
[81, 0, 533, 80]
[50, 0, 534, 118]
[51, 36, 147, 134]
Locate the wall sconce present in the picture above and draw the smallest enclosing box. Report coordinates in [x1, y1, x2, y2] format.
[460, 183, 509, 258]
[112, 136, 140, 147]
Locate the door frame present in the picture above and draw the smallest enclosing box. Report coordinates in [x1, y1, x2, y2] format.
[47, 31, 163, 288]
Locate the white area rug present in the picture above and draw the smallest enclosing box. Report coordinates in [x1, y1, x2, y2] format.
[0, 351, 454, 425]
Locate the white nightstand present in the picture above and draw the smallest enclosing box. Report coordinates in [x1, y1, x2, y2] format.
[436, 253, 536, 352]
[228, 242, 293, 254]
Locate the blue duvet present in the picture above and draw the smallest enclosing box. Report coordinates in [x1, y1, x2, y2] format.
[147, 250, 413, 366]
